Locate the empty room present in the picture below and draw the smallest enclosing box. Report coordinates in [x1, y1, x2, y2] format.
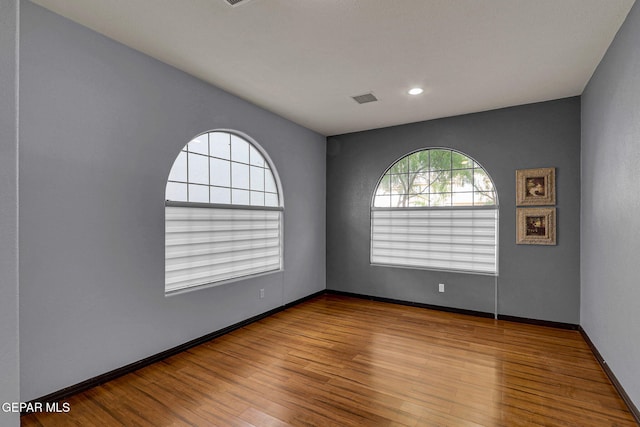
[2, 0, 640, 425]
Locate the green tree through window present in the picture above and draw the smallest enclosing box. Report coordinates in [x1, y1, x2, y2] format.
[374, 149, 496, 208]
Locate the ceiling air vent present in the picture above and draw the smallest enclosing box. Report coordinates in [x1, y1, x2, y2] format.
[352, 93, 378, 104]
[224, 0, 253, 6]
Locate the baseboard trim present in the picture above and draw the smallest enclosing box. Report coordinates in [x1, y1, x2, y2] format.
[327, 291, 582, 330]
[579, 326, 640, 424]
[497, 314, 579, 330]
[325, 289, 495, 319]
[23, 290, 325, 414]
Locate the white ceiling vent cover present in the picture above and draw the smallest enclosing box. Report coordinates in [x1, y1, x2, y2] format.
[224, 0, 254, 6]
[352, 93, 378, 104]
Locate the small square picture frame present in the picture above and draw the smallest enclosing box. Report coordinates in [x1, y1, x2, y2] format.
[516, 167, 555, 206]
[516, 207, 556, 245]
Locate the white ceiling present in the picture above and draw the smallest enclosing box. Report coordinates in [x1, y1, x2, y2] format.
[32, 0, 635, 136]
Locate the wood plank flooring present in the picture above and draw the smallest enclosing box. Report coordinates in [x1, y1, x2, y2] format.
[22, 294, 637, 426]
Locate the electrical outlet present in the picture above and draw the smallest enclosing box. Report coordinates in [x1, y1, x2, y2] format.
[438, 283, 445, 293]
[259, 288, 265, 299]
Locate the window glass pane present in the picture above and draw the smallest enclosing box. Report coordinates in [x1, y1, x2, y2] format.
[393, 195, 411, 208]
[188, 153, 209, 185]
[265, 193, 279, 207]
[231, 135, 250, 163]
[231, 162, 250, 189]
[168, 151, 187, 183]
[249, 145, 265, 167]
[232, 189, 250, 205]
[188, 184, 209, 203]
[389, 157, 407, 174]
[210, 158, 230, 187]
[452, 169, 473, 192]
[473, 169, 494, 192]
[265, 170, 277, 193]
[452, 192, 474, 206]
[165, 182, 187, 202]
[474, 191, 496, 205]
[452, 152, 471, 169]
[373, 195, 391, 207]
[210, 132, 230, 159]
[250, 191, 265, 206]
[410, 172, 430, 196]
[429, 193, 452, 207]
[389, 174, 407, 196]
[408, 151, 429, 173]
[250, 166, 265, 191]
[376, 175, 391, 196]
[210, 187, 231, 204]
[407, 194, 429, 207]
[187, 134, 208, 155]
[430, 170, 451, 193]
[429, 150, 451, 171]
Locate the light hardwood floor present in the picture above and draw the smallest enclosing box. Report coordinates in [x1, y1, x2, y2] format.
[22, 294, 636, 426]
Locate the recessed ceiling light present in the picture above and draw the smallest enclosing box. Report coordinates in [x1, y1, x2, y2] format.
[408, 87, 424, 95]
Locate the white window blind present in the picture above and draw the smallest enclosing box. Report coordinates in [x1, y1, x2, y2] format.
[165, 205, 282, 294]
[371, 208, 498, 275]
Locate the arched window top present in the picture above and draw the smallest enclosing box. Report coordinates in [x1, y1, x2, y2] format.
[373, 148, 497, 208]
[166, 130, 281, 207]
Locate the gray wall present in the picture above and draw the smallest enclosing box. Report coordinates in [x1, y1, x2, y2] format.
[327, 98, 581, 323]
[19, 2, 325, 401]
[581, 0, 640, 409]
[0, 0, 20, 425]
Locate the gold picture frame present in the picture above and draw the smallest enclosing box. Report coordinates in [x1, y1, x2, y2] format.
[516, 167, 555, 206]
[516, 207, 556, 245]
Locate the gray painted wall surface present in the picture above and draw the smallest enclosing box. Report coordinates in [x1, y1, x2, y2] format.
[19, 2, 325, 401]
[581, 1, 640, 409]
[327, 98, 581, 323]
[0, 0, 20, 425]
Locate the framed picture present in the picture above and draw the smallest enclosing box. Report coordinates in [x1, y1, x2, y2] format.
[516, 207, 556, 245]
[516, 167, 555, 206]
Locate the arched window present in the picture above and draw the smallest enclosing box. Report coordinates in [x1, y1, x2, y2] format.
[371, 148, 498, 275]
[165, 131, 283, 295]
